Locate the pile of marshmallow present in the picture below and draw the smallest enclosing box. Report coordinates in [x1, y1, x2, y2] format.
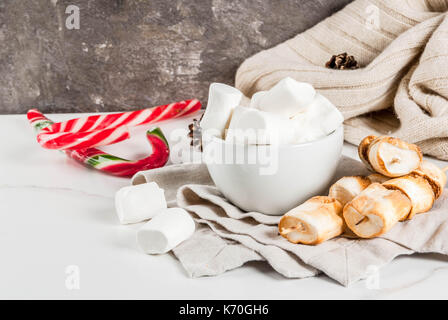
[116, 182, 195, 254]
[114, 78, 345, 255]
[200, 77, 344, 145]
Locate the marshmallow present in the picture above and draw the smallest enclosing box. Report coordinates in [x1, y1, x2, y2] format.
[292, 93, 344, 143]
[249, 91, 267, 108]
[225, 105, 252, 136]
[314, 94, 344, 135]
[291, 113, 325, 143]
[226, 106, 296, 145]
[115, 182, 167, 224]
[258, 77, 315, 118]
[200, 83, 243, 139]
[137, 208, 195, 254]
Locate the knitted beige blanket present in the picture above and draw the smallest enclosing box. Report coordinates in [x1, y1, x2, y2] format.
[236, 0, 448, 160]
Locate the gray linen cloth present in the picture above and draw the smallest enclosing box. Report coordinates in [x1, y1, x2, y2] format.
[132, 158, 448, 286]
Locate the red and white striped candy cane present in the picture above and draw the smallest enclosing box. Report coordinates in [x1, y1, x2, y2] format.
[36, 99, 201, 150]
[28, 109, 171, 177]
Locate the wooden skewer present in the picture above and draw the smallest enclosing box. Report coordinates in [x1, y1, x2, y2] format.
[355, 216, 368, 226]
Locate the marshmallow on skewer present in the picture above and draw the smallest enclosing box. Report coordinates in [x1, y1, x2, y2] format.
[343, 183, 412, 238]
[279, 196, 344, 245]
[412, 160, 447, 199]
[328, 176, 371, 207]
[358, 135, 377, 171]
[225, 106, 296, 145]
[383, 175, 435, 220]
[257, 77, 316, 118]
[115, 182, 167, 224]
[362, 136, 423, 177]
[200, 83, 243, 139]
[367, 173, 389, 184]
[137, 208, 195, 254]
[328, 176, 372, 236]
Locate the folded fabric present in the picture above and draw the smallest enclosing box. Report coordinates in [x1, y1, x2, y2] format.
[132, 163, 214, 206]
[133, 157, 448, 286]
[235, 0, 448, 160]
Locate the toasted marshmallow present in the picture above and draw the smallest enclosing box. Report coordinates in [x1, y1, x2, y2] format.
[367, 173, 389, 184]
[225, 106, 296, 145]
[412, 160, 447, 199]
[329, 176, 371, 207]
[137, 208, 195, 254]
[383, 175, 435, 220]
[279, 196, 343, 245]
[257, 77, 316, 118]
[343, 183, 411, 238]
[358, 135, 377, 171]
[367, 137, 422, 177]
[115, 182, 167, 224]
[200, 83, 243, 139]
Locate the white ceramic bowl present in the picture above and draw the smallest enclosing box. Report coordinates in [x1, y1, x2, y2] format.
[203, 126, 344, 215]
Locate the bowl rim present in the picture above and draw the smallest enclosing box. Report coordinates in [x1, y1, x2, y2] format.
[204, 125, 344, 149]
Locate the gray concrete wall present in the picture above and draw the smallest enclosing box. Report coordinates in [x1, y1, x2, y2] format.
[0, 0, 352, 114]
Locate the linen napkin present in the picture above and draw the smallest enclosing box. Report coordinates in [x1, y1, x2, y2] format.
[235, 0, 448, 160]
[133, 157, 448, 286]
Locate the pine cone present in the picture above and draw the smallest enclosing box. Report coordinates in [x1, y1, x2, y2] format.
[325, 52, 359, 70]
[187, 116, 203, 152]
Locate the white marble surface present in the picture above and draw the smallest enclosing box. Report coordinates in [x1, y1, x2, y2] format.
[1, 112, 448, 299]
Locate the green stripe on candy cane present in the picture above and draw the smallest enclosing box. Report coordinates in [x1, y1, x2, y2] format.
[70, 128, 170, 176]
[34, 120, 54, 132]
[27, 109, 170, 177]
[86, 154, 126, 167]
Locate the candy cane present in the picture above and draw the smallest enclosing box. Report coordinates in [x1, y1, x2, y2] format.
[34, 99, 201, 150]
[27, 109, 170, 177]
